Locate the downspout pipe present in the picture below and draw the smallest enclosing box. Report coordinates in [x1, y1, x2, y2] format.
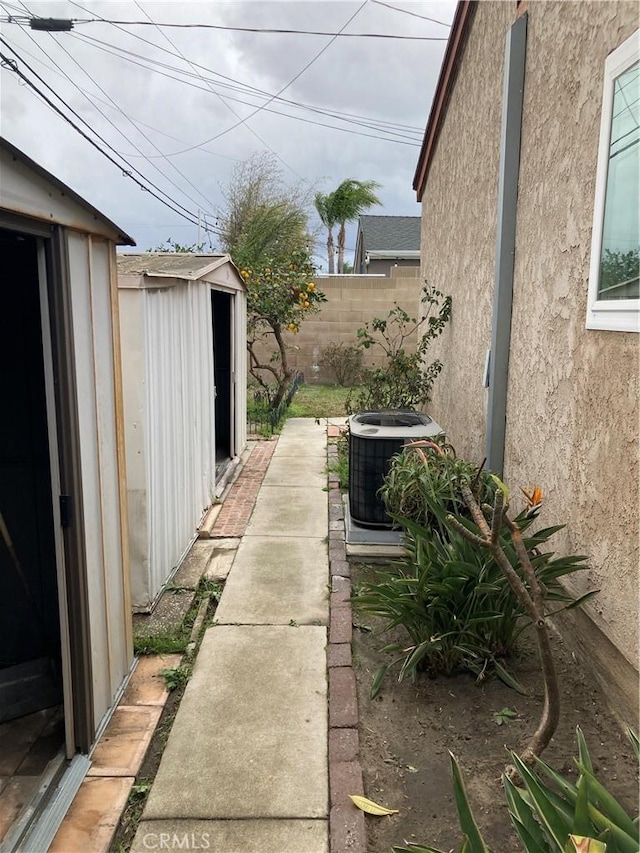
[486, 12, 528, 477]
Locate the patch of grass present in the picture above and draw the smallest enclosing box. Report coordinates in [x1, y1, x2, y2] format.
[133, 576, 225, 656]
[287, 383, 354, 419]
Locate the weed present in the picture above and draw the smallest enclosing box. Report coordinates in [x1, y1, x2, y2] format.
[493, 707, 517, 726]
[160, 665, 191, 692]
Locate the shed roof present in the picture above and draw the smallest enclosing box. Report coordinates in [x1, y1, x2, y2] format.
[117, 252, 237, 280]
[0, 137, 135, 245]
[358, 215, 421, 253]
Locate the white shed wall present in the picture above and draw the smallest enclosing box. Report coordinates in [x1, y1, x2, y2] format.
[120, 272, 248, 611]
[146, 281, 216, 605]
[67, 231, 132, 731]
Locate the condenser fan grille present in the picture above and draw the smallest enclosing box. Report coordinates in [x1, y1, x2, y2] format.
[348, 410, 442, 529]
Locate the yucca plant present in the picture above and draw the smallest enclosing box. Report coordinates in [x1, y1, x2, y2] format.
[391, 727, 639, 853]
[353, 509, 592, 696]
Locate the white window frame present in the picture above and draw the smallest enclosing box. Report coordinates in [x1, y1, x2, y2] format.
[586, 30, 640, 333]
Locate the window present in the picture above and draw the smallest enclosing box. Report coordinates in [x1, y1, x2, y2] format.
[587, 30, 639, 332]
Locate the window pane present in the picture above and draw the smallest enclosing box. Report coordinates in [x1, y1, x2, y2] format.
[598, 61, 640, 301]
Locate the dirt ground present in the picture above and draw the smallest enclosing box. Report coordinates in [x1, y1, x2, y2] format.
[351, 562, 638, 853]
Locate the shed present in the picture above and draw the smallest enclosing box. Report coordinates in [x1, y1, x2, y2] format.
[117, 253, 247, 611]
[0, 137, 135, 849]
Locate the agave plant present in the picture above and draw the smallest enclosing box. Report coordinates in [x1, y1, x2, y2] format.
[391, 727, 639, 853]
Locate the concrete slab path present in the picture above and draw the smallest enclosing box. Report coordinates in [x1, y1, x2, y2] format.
[132, 419, 331, 852]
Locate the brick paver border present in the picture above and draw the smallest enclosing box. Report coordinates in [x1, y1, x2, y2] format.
[211, 439, 277, 537]
[326, 438, 367, 853]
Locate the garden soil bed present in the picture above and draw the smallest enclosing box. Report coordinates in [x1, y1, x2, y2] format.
[351, 561, 638, 853]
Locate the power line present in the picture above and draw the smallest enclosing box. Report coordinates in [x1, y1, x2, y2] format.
[369, 0, 452, 28]
[1, 14, 448, 40]
[6, 17, 219, 217]
[138, 0, 370, 157]
[0, 30, 242, 163]
[68, 0, 305, 181]
[68, 30, 420, 150]
[71, 29, 423, 139]
[0, 40, 218, 234]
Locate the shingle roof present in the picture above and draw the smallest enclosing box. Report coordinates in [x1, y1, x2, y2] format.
[358, 215, 421, 253]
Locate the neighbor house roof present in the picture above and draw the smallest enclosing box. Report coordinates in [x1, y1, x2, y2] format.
[413, 0, 476, 201]
[117, 252, 236, 280]
[0, 136, 135, 245]
[356, 215, 421, 258]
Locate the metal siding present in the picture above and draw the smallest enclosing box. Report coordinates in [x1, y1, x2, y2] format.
[88, 238, 130, 698]
[66, 231, 110, 727]
[119, 288, 150, 609]
[142, 281, 217, 605]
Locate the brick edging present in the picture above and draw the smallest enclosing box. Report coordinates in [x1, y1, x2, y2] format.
[327, 438, 367, 853]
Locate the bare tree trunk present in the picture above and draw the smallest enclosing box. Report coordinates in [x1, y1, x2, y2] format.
[270, 322, 293, 408]
[447, 486, 561, 774]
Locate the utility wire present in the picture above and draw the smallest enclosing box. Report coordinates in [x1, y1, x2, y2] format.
[1, 14, 448, 40]
[68, 0, 304, 180]
[68, 31, 421, 149]
[71, 29, 423, 138]
[90, 1, 368, 157]
[0, 30, 241, 162]
[3, 18, 219, 217]
[369, 0, 451, 27]
[0, 40, 218, 233]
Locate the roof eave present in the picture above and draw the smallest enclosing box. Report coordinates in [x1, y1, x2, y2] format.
[0, 137, 136, 246]
[413, 1, 476, 202]
[368, 250, 420, 259]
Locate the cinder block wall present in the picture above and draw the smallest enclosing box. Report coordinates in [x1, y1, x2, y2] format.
[251, 267, 423, 385]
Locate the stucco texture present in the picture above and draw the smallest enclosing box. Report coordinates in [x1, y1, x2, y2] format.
[420, 2, 638, 679]
[420, 1, 513, 460]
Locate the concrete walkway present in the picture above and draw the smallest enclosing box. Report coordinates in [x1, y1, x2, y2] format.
[131, 419, 330, 853]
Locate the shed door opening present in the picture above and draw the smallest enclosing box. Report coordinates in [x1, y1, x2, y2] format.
[211, 290, 233, 473]
[0, 230, 63, 719]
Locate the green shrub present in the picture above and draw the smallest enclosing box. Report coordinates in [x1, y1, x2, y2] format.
[346, 283, 451, 413]
[320, 342, 364, 386]
[392, 727, 640, 853]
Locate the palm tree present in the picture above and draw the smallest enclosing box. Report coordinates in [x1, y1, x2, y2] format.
[314, 189, 338, 274]
[315, 179, 381, 274]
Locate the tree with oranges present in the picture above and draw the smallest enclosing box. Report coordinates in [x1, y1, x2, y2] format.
[218, 153, 326, 407]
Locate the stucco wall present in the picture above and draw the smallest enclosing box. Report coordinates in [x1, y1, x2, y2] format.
[420, 1, 511, 459]
[251, 268, 422, 385]
[419, 1, 639, 703]
[506, 1, 639, 667]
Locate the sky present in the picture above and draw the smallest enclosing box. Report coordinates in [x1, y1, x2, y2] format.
[0, 0, 456, 268]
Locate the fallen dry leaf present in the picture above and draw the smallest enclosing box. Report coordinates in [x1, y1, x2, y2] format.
[349, 795, 399, 816]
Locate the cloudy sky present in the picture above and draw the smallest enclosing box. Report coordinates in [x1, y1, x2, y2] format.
[0, 0, 455, 266]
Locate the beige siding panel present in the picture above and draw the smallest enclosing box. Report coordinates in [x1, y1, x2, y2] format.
[66, 231, 110, 729]
[88, 238, 130, 700]
[119, 288, 150, 609]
